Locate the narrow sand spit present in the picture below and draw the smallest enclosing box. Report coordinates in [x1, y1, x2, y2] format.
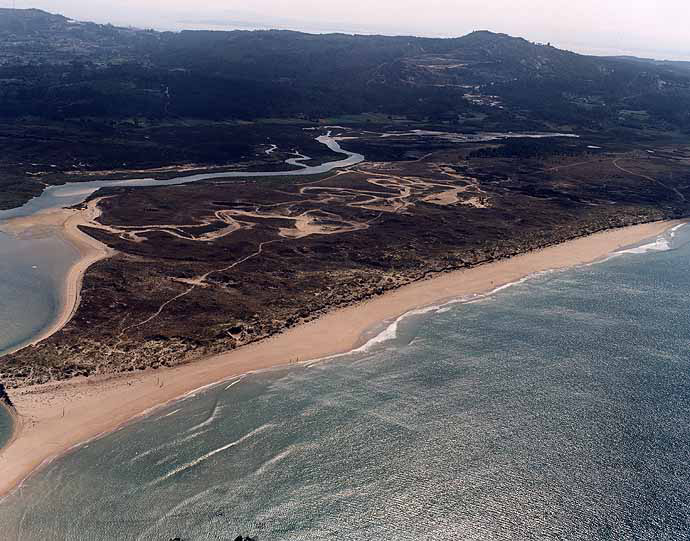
[0, 219, 681, 499]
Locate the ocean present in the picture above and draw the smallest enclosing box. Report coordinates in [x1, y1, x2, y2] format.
[0, 226, 688, 539]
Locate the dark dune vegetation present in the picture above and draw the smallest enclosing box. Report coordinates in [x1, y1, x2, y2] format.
[3, 129, 690, 388]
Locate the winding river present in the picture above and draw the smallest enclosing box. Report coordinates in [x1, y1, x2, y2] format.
[0, 135, 363, 223]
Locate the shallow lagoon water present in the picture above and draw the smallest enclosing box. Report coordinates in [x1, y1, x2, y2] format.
[0, 231, 78, 448]
[0, 403, 12, 449]
[0, 231, 79, 357]
[1, 227, 688, 539]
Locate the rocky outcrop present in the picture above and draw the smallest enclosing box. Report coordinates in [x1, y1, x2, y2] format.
[0, 383, 14, 409]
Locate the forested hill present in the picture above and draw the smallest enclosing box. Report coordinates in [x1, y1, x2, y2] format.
[0, 8, 689, 131]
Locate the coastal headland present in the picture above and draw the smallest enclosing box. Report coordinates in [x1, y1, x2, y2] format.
[0, 218, 680, 499]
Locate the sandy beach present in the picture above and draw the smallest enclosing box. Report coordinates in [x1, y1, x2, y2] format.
[0, 217, 680, 499]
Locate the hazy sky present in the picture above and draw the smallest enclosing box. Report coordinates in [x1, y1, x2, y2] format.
[19, 0, 690, 61]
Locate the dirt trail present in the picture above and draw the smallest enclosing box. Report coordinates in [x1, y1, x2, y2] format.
[87, 154, 684, 338]
[119, 239, 284, 335]
[613, 158, 686, 203]
[96, 164, 489, 334]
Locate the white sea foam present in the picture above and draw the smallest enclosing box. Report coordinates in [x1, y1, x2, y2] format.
[124, 376, 230, 426]
[485, 275, 533, 295]
[619, 237, 671, 254]
[669, 223, 686, 236]
[255, 446, 296, 476]
[302, 303, 448, 367]
[159, 408, 181, 420]
[589, 224, 687, 265]
[130, 428, 211, 463]
[615, 233, 675, 255]
[180, 380, 226, 399]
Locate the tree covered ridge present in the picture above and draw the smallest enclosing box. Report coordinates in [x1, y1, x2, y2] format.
[0, 8, 688, 130]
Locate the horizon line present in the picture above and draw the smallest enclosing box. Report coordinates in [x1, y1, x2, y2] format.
[8, 6, 690, 63]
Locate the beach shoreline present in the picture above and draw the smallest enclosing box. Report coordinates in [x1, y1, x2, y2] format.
[0, 218, 682, 500]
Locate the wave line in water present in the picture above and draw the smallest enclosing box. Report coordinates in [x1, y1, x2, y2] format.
[616, 236, 671, 254]
[254, 445, 300, 476]
[186, 399, 222, 433]
[148, 424, 273, 486]
[159, 408, 181, 420]
[224, 377, 244, 391]
[134, 484, 224, 541]
[130, 428, 212, 464]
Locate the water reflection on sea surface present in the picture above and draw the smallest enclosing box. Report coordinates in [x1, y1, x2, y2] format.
[1, 228, 689, 539]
